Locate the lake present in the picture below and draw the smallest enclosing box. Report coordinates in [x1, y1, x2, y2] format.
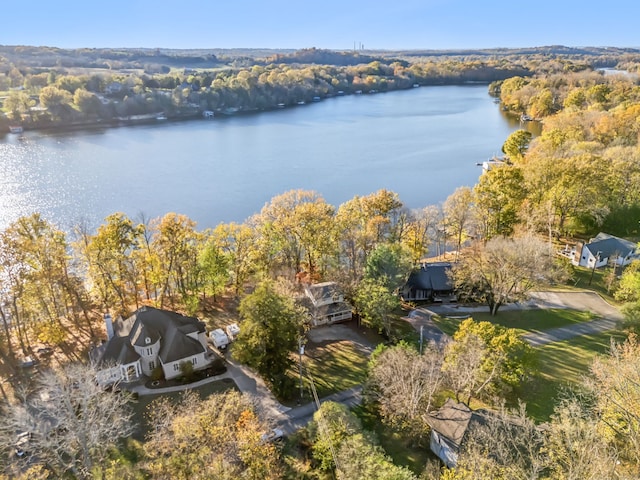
[0, 85, 525, 232]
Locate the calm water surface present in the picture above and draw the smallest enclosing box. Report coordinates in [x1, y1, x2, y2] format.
[0, 85, 523, 231]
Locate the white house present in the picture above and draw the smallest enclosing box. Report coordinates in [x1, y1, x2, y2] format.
[91, 306, 211, 386]
[304, 282, 352, 327]
[571, 232, 639, 269]
[426, 399, 490, 468]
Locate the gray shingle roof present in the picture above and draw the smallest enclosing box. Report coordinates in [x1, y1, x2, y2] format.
[586, 233, 637, 259]
[406, 262, 453, 292]
[98, 306, 206, 366]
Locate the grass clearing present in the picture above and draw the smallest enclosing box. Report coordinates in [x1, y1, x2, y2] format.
[472, 308, 596, 334]
[431, 308, 597, 337]
[518, 330, 625, 422]
[300, 340, 369, 401]
[566, 267, 618, 303]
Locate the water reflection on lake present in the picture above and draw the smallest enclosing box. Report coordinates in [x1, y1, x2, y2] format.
[0, 85, 531, 231]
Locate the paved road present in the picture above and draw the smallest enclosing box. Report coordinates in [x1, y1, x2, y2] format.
[412, 290, 622, 347]
[131, 291, 622, 434]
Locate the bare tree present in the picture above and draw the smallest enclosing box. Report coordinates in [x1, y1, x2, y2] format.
[587, 335, 640, 475]
[0, 363, 134, 479]
[450, 234, 567, 315]
[443, 187, 474, 261]
[368, 344, 443, 435]
[544, 396, 620, 480]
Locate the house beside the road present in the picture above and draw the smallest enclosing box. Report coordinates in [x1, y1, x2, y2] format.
[91, 306, 211, 386]
[427, 399, 490, 468]
[303, 282, 352, 327]
[401, 262, 455, 302]
[570, 232, 639, 269]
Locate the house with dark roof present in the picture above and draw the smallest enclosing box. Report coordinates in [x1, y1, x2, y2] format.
[401, 262, 455, 302]
[91, 306, 211, 385]
[571, 232, 639, 269]
[303, 282, 352, 327]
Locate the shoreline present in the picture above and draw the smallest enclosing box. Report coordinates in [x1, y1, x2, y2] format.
[1, 82, 498, 138]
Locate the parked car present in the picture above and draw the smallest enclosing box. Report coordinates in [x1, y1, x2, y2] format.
[209, 328, 230, 350]
[260, 428, 284, 443]
[226, 323, 240, 341]
[18, 356, 38, 368]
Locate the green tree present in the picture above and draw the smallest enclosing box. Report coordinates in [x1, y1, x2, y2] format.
[336, 433, 417, 480]
[614, 259, 640, 303]
[39, 85, 73, 119]
[364, 242, 413, 292]
[443, 318, 535, 403]
[211, 222, 256, 296]
[3, 90, 32, 121]
[253, 190, 336, 279]
[75, 212, 143, 312]
[232, 282, 304, 396]
[501, 129, 532, 162]
[149, 213, 201, 308]
[443, 186, 474, 261]
[473, 166, 526, 239]
[198, 231, 230, 302]
[310, 401, 363, 471]
[353, 278, 400, 338]
[73, 88, 101, 116]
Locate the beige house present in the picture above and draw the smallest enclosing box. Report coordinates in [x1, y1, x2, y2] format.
[304, 282, 352, 327]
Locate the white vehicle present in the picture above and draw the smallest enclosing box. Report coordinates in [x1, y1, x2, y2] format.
[225, 323, 240, 341]
[260, 428, 284, 443]
[15, 432, 30, 458]
[209, 328, 230, 350]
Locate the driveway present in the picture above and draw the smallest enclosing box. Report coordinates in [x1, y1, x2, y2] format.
[407, 290, 623, 348]
[307, 323, 375, 355]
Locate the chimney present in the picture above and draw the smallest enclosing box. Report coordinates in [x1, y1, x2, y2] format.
[104, 313, 114, 340]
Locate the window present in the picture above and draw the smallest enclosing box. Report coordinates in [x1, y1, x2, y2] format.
[146, 347, 153, 356]
[149, 361, 155, 370]
[192, 357, 198, 365]
[173, 363, 180, 371]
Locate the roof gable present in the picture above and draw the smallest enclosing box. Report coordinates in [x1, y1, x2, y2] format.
[406, 262, 453, 291]
[586, 233, 637, 259]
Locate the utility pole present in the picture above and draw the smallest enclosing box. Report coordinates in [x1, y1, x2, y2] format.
[419, 324, 424, 355]
[298, 336, 305, 404]
[588, 251, 602, 286]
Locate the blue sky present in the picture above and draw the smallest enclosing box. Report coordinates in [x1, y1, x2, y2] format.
[4, 0, 640, 50]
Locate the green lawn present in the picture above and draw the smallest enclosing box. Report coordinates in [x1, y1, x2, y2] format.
[566, 266, 618, 303]
[299, 341, 369, 401]
[517, 330, 625, 422]
[431, 308, 596, 337]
